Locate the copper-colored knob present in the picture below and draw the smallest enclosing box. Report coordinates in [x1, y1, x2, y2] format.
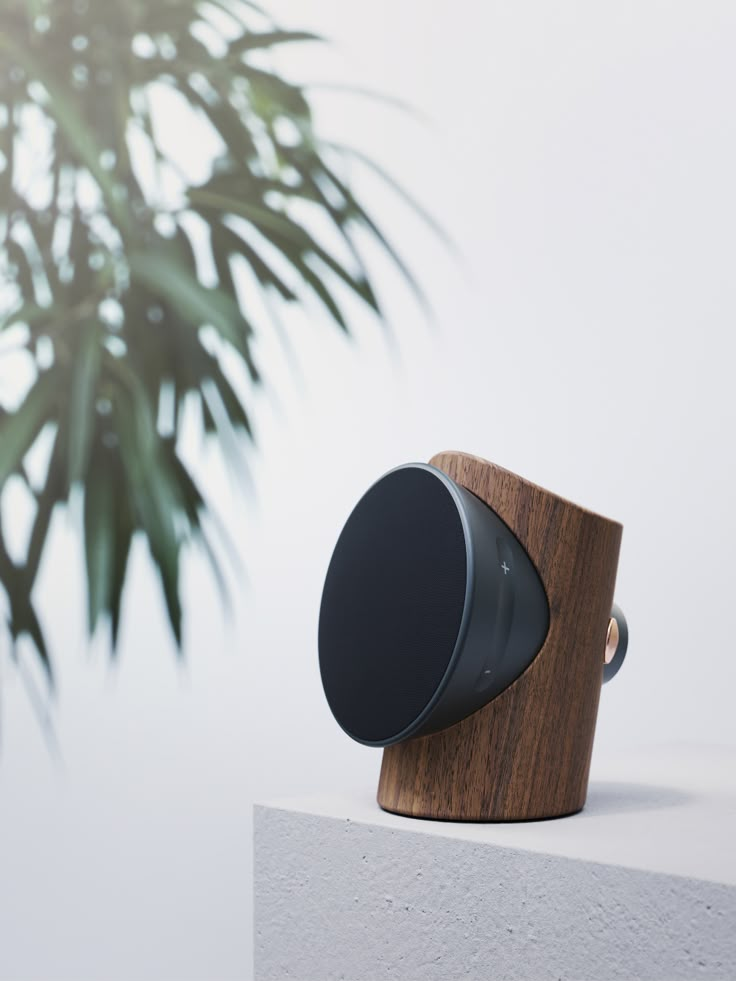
[604, 617, 619, 665]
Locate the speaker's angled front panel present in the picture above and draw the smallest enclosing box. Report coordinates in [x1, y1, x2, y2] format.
[318, 462, 550, 747]
[318, 465, 468, 746]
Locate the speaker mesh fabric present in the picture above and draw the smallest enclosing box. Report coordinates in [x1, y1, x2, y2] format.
[319, 467, 468, 744]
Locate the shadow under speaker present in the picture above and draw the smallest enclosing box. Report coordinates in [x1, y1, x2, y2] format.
[318, 451, 627, 821]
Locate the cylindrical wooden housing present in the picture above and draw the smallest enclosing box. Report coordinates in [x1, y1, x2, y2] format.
[377, 451, 623, 822]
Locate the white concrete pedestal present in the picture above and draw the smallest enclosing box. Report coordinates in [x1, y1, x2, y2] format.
[254, 747, 736, 980]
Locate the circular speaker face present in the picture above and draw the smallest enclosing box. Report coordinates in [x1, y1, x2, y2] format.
[318, 465, 469, 745]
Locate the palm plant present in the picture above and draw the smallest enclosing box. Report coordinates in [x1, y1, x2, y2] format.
[0, 0, 427, 687]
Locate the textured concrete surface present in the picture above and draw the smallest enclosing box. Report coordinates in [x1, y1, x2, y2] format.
[254, 748, 736, 980]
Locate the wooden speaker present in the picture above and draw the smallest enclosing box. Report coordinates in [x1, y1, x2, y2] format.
[319, 450, 625, 822]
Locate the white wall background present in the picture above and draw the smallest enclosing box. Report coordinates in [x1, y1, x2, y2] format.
[2, 1, 736, 978]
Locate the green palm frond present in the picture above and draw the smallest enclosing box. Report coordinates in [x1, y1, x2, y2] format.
[0, 0, 430, 675]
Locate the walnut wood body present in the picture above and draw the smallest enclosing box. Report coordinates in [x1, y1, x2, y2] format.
[377, 451, 623, 822]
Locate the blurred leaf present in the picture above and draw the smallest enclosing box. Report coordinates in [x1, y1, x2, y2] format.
[0, 300, 51, 333]
[209, 227, 260, 380]
[0, 36, 131, 237]
[304, 83, 426, 121]
[5, 240, 36, 301]
[18, 603, 52, 683]
[109, 497, 133, 650]
[174, 75, 259, 163]
[212, 221, 296, 300]
[68, 321, 102, 486]
[229, 29, 321, 54]
[128, 248, 251, 361]
[113, 391, 183, 646]
[244, 65, 312, 119]
[207, 359, 252, 435]
[188, 189, 378, 311]
[25, 425, 65, 590]
[289, 253, 348, 330]
[326, 142, 453, 248]
[0, 525, 53, 686]
[83, 446, 116, 634]
[0, 370, 58, 487]
[319, 159, 428, 313]
[165, 446, 231, 609]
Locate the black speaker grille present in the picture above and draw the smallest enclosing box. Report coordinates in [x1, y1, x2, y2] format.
[319, 466, 468, 744]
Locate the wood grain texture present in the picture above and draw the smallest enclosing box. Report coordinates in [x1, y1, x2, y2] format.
[377, 451, 623, 821]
